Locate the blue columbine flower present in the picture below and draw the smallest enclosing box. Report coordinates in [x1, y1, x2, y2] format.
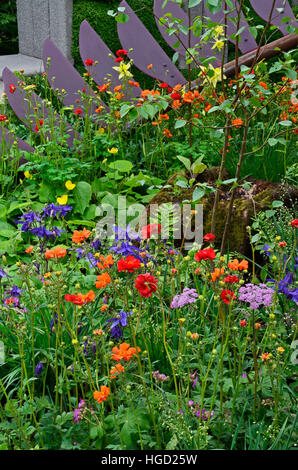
[107, 310, 132, 338]
[41, 203, 72, 219]
[35, 362, 44, 377]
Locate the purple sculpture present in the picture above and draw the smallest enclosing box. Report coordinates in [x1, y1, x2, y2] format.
[249, 0, 298, 36]
[0, 127, 35, 154]
[117, 0, 187, 88]
[43, 38, 109, 118]
[79, 20, 141, 99]
[3, 67, 77, 148]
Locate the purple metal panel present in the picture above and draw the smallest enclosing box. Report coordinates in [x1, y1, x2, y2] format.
[117, 0, 187, 88]
[43, 38, 109, 117]
[0, 127, 35, 154]
[205, 0, 257, 54]
[2, 67, 77, 148]
[154, 0, 221, 66]
[79, 20, 141, 100]
[249, 0, 298, 36]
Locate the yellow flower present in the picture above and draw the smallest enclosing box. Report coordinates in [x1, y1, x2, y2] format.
[96, 127, 105, 135]
[107, 147, 118, 154]
[57, 194, 68, 205]
[200, 64, 225, 88]
[24, 170, 33, 180]
[277, 347, 285, 354]
[112, 61, 133, 80]
[72, 339, 78, 345]
[65, 180, 76, 190]
[214, 25, 224, 38]
[212, 39, 224, 51]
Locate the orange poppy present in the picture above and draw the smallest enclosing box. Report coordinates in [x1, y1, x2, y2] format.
[93, 385, 110, 403]
[110, 363, 125, 379]
[72, 227, 91, 244]
[111, 342, 140, 362]
[95, 272, 112, 289]
[96, 254, 115, 270]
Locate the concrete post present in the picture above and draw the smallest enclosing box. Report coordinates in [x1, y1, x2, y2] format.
[16, 0, 73, 61]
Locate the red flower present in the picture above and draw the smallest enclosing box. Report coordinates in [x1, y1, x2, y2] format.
[74, 108, 83, 115]
[9, 84, 16, 94]
[203, 233, 215, 242]
[159, 82, 169, 89]
[290, 219, 298, 228]
[220, 289, 236, 304]
[240, 320, 247, 327]
[118, 255, 141, 273]
[115, 57, 124, 62]
[171, 92, 181, 100]
[135, 273, 158, 298]
[224, 275, 239, 284]
[194, 248, 216, 262]
[116, 49, 128, 56]
[85, 59, 94, 66]
[141, 223, 161, 239]
[0, 115, 7, 122]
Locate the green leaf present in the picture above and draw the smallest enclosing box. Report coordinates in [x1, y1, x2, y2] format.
[192, 187, 205, 201]
[73, 181, 92, 214]
[271, 200, 284, 208]
[115, 13, 129, 23]
[189, 0, 203, 7]
[192, 162, 207, 175]
[108, 160, 133, 173]
[177, 155, 191, 171]
[174, 119, 187, 129]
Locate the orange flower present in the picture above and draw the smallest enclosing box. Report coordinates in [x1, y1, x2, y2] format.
[95, 272, 112, 289]
[45, 246, 67, 259]
[111, 342, 140, 362]
[25, 246, 34, 254]
[163, 128, 173, 138]
[72, 227, 91, 244]
[259, 81, 267, 90]
[211, 267, 224, 282]
[183, 91, 194, 103]
[232, 118, 243, 128]
[114, 85, 122, 92]
[171, 100, 182, 110]
[100, 304, 108, 312]
[228, 259, 248, 271]
[93, 385, 110, 404]
[93, 328, 103, 336]
[77, 290, 95, 304]
[97, 254, 115, 270]
[129, 80, 140, 87]
[147, 64, 153, 69]
[110, 363, 125, 379]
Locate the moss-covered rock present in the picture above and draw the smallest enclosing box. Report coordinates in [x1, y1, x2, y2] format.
[148, 168, 298, 254]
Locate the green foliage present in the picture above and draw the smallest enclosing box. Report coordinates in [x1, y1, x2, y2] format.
[0, 0, 18, 55]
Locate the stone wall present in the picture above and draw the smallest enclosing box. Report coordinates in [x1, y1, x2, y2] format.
[16, 0, 73, 61]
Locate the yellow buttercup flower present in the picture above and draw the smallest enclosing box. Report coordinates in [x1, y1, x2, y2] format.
[65, 180, 76, 190]
[57, 194, 68, 205]
[107, 147, 118, 154]
[24, 170, 33, 180]
[96, 127, 105, 135]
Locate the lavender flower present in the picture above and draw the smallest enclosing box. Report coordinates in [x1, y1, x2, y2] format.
[35, 362, 44, 377]
[152, 370, 170, 383]
[171, 288, 199, 309]
[238, 283, 274, 310]
[41, 203, 72, 219]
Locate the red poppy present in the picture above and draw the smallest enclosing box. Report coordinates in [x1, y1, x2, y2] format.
[220, 289, 236, 304]
[195, 248, 216, 262]
[74, 109, 83, 115]
[118, 255, 141, 273]
[290, 219, 298, 227]
[240, 320, 247, 327]
[116, 49, 128, 56]
[224, 275, 239, 284]
[135, 273, 158, 298]
[0, 115, 7, 122]
[9, 84, 16, 94]
[159, 82, 169, 89]
[203, 233, 215, 242]
[85, 59, 94, 66]
[141, 223, 161, 239]
[115, 57, 124, 62]
[171, 92, 181, 100]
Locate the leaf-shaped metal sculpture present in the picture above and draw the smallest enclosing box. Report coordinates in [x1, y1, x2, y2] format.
[249, 0, 298, 36]
[2, 67, 77, 148]
[204, 0, 257, 54]
[117, 0, 187, 88]
[154, 0, 222, 65]
[0, 127, 35, 154]
[43, 38, 109, 117]
[79, 19, 141, 99]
